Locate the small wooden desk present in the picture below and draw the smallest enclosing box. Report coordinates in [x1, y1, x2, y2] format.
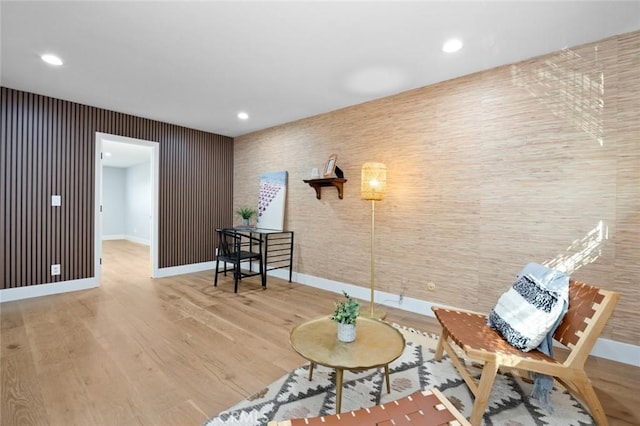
[289, 317, 405, 413]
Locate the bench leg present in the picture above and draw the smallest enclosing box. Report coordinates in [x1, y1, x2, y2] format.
[435, 328, 449, 361]
[569, 373, 609, 426]
[470, 360, 498, 426]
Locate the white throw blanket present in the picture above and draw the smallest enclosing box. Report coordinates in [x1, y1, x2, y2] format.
[487, 262, 569, 411]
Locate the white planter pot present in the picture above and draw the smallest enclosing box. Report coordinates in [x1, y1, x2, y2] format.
[337, 322, 356, 343]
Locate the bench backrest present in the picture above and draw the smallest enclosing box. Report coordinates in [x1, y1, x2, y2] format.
[554, 279, 619, 366]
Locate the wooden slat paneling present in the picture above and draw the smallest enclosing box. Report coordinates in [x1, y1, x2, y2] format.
[1, 87, 234, 288]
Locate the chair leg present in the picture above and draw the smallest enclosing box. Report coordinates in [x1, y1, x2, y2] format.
[435, 328, 449, 361]
[469, 360, 499, 426]
[214, 258, 220, 287]
[233, 265, 240, 293]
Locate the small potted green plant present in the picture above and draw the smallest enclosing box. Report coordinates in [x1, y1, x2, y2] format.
[330, 291, 360, 342]
[236, 206, 257, 226]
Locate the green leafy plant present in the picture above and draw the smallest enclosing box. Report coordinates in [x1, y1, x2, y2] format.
[330, 291, 360, 325]
[235, 206, 257, 220]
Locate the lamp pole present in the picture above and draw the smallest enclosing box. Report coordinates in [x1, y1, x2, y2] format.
[361, 162, 386, 320]
[370, 199, 376, 318]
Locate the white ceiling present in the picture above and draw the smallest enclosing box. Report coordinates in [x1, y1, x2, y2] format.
[2, 1, 639, 138]
[101, 138, 151, 168]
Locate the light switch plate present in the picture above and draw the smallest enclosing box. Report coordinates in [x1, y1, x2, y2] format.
[51, 195, 61, 206]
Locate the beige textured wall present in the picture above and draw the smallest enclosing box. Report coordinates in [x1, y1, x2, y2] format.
[234, 31, 639, 346]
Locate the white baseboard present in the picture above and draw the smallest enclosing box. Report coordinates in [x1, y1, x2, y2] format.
[155, 261, 216, 278]
[102, 234, 125, 240]
[0, 277, 100, 303]
[3, 265, 637, 367]
[270, 269, 640, 368]
[125, 235, 150, 246]
[1, 259, 224, 302]
[101, 234, 150, 246]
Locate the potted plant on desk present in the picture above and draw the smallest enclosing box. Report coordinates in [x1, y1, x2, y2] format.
[330, 291, 360, 342]
[236, 206, 257, 227]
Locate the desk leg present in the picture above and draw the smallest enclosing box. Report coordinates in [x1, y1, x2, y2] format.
[335, 368, 344, 413]
[308, 362, 315, 381]
[288, 231, 294, 282]
[262, 234, 268, 287]
[384, 364, 391, 393]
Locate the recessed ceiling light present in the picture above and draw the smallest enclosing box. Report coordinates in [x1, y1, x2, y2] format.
[104, 152, 112, 157]
[442, 39, 463, 53]
[237, 112, 249, 120]
[41, 53, 63, 66]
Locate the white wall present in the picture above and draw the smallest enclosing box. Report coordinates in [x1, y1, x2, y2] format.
[102, 167, 126, 237]
[125, 162, 151, 243]
[102, 163, 151, 245]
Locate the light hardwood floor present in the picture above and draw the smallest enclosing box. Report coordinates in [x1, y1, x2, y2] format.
[1, 240, 638, 426]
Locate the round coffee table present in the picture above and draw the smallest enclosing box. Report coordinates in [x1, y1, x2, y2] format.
[289, 316, 406, 413]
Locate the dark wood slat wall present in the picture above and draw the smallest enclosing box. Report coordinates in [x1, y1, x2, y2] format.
[159, 125, 234, 267]
[1, 87, 234, 289]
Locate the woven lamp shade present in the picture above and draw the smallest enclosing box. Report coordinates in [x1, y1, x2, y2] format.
[361, 162, 387, 201]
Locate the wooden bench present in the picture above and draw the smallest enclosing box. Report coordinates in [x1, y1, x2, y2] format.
[432, 279, 619, 426]
[267, 389, 470, 426]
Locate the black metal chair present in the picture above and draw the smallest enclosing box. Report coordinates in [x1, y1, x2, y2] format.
[214, 228, 265, 293]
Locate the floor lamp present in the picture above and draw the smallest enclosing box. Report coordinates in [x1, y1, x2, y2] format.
[361, 162, 387, 319]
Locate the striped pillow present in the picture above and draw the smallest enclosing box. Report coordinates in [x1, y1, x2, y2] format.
[487, 274, 564, 352]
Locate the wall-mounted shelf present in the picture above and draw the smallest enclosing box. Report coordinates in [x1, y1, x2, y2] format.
[303, 178, 347, 200]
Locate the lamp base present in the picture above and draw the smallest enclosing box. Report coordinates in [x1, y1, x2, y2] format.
[364, 306, 386, 320]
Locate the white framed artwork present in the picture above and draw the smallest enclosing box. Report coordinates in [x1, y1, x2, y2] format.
[256, 171, 288, 231]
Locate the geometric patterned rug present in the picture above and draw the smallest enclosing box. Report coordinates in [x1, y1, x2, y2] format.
[204, 324, 595, 426]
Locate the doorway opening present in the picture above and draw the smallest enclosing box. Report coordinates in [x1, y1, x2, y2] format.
[95, 132, 160, 280]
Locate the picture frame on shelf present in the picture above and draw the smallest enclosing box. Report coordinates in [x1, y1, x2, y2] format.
[323, 154, 337, 177]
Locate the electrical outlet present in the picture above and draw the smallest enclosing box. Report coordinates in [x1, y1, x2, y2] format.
[51, 264, 61, 276]
[427, 282, 436, 291]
